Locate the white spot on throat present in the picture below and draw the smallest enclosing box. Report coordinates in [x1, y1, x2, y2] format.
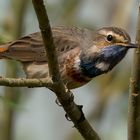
[95, 62, 110, 71]
[73, 56, 110, 72]
[73, 56, 81, 70]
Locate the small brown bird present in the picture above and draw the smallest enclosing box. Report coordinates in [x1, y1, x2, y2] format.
[0, 26, 137, 89]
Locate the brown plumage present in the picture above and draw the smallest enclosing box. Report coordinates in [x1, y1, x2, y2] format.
[0, 26, 136, 89]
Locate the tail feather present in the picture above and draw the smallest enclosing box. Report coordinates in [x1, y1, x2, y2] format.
[0, 40, 47, 62]
[0, 44, 9, 59]
[0, 33, 47, 62]
[0, 46, 8, 52]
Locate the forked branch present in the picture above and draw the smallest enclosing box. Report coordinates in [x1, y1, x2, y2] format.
[0, 0, 101, 139]
[31, 0, 100, 140]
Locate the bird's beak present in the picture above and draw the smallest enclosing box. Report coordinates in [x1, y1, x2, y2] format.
[126, 43, 137, 48]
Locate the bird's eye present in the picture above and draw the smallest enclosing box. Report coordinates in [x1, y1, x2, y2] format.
[107, 34, 113, 42]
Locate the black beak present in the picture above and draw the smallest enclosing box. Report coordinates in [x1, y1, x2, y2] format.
[127, 43, 137, 48]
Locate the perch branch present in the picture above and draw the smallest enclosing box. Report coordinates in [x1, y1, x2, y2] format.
[128, 6, 140, 140]
[32, 0, 100, 140]
[0, 77, 53, 88]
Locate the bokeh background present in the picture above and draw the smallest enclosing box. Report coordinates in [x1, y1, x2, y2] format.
[0, 0, 139, 140]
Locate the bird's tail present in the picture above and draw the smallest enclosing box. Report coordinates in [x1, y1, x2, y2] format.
[0, 44, 9, 59]
[0, 41, 43, 62]
[0, 43, 35, 61]
[0, 33, 46, 62]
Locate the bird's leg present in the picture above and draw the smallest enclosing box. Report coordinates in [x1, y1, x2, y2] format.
[54, 85, 85, 123]
[64, 93, 85, 123]
[55, 83, 73, 106]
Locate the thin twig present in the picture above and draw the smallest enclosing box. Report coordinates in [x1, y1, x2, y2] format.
[32, 0, 100, 139]
[0, 77, 53, 88]
[128, 6, 140, 140]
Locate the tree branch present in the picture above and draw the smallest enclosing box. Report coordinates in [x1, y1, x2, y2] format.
[128, 6, 140, 140]
[0, 77, 53, 88]
[31, 0, 100, 140]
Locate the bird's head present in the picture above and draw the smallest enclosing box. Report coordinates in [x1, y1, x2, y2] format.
[94, 27, 137, 67]
[80, 27, 137, 78]
[94, 27, 136, 49]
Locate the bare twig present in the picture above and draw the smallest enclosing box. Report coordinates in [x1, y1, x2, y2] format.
[0, 77, 53, 88]
[32, 0, 100, 139]
[128, 6, 140, 140]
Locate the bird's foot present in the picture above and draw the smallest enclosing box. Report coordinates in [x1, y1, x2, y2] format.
[67, 92, 74, 104]
[55, 98, 62, 106]
[65, 104, 85, 124]
[76, 105, 85, 123]
[55, 92, 74, 107]
[65, 114, 71, 121]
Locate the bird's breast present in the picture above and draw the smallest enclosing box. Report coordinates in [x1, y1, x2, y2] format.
[59, 48, 91, 89]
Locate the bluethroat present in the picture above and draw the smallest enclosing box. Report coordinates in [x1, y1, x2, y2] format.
[0, 26, 137, 89]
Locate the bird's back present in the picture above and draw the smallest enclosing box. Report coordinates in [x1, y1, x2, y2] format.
[0, 26, 94, 62]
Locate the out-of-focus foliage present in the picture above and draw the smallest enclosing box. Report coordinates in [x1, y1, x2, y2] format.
[0, 0, 138, 140]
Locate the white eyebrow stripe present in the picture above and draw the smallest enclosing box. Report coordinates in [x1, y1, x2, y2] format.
[98, 30, 114, 36]
[98, 30, 126, 42]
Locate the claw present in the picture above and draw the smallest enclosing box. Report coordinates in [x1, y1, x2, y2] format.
[65, 105, 85, 124]
[77, 105, 85, 123]
[55, 98, 62, 106]
[68, 92, 74, 103]
[65, 114, 71, 121]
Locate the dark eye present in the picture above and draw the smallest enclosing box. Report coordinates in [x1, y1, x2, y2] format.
[107, 34, 113, 41]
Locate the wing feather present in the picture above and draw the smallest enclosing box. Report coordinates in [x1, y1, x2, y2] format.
[0, 26, 94, 62]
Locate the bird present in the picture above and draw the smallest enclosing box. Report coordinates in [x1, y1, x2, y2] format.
[0, 26, 137, 89]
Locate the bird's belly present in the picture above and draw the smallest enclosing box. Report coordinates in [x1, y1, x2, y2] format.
[23, 62, 49, 78]
[23, 61, 90, 89]
[63, 79, 89, 89]
[59, 49, 91, 89]
[61, 68, 91, 89]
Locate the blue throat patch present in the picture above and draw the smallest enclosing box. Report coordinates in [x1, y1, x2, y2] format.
[80, 45, 128, 78]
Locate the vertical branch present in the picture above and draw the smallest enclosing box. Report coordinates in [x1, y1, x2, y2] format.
[32, 0, 100, 140]
[128, 6, 140, 140]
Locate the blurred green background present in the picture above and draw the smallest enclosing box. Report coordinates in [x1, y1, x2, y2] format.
[0, 0, 138, 140]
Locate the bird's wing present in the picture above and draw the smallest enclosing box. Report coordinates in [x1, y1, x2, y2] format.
[0, 26, 93, 62]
